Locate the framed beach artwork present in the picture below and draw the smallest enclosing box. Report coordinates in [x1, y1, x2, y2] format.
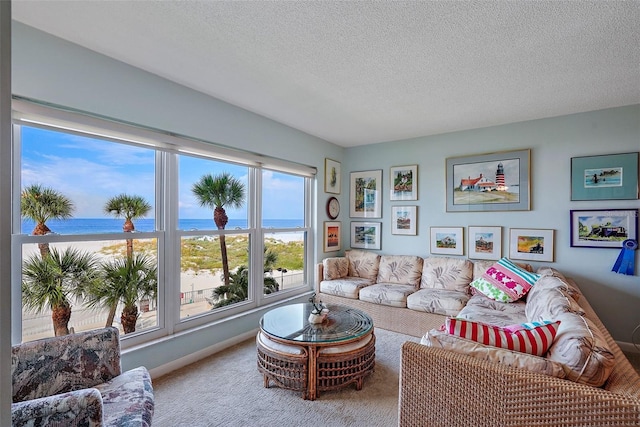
[430, 227, 464, 256]
[509, 228, 554, 262]
[351, 222, 381, 250]
[390, 165, 418, 201]
[467, 226, 502, 260]
[391, 206, 417, 235]
[446, 149, 531, 212]
[570, 208, 638, 248]
[324, 158, 341, 194]
[350, 169, 382, 218]
[323, 221, 341, 252]
[570, 152, 639, 201]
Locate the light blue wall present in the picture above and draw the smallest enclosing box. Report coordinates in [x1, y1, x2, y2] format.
[344, 106, 640, 342]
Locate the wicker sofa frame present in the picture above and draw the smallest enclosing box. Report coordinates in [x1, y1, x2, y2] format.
[316, 263, 640, 426]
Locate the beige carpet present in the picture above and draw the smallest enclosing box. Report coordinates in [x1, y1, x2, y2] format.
[152, 328, 420, 427]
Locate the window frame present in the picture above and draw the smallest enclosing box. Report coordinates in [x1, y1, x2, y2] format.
[11, 100, 315, 346]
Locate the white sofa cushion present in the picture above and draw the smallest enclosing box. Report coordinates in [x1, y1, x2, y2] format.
[376, 255, 423, 287]
[346, 249, 380, 281]
[406, 289, 470, 316]
[322, 257, 349, 280]
[457, 294, 527, 327]
[359, 283, 416, 307]
[526, 276, 585, 321]
[320, 277, 375, 299]
[420, 256, 473, 292]
[421, 329, 567, 379]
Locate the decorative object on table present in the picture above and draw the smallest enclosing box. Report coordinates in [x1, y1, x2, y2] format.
[391, 206, 417, 235]
[324, 158, 341, 194]
[446, 149, 531, 212]
[570, 208, 638, 248]
[326, 196, 340, 219]
[350, 169, 382, 218]
[467, 226, 502, 260]
[611, 239, 638, 276]
[509, 228, 554, 262]
[430, 226, 464, 255]
[351, 221, 382, 250]
[570, 152, 639, 201]
[308, 293, 329, 323]
[390, 164, 418, 201]
[323, 221, 341, 252]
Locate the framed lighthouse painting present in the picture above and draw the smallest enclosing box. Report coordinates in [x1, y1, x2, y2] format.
[446, 149, 531, 212]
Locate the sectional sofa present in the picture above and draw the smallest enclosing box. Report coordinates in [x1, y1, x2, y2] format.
[316, 249, 640, 426]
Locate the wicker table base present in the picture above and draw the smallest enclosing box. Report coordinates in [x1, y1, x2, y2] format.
[257, 331, 376, 400]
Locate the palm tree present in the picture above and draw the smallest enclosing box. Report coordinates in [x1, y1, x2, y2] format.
[21, 184, 74, 258]
[21, 247, 100, 336]
[103, 194, 152, 327]
[192, 172, 246, 287]
[85, 254, 157, 334]
[104, 194, 152, 258]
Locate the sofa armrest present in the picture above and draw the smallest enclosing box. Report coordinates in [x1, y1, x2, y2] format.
[399, 342, 640, 427]
[12, 388, 104, 427]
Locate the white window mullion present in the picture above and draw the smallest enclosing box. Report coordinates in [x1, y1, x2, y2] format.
[251, 167, 264, 306]
[163, 152, 179, 333]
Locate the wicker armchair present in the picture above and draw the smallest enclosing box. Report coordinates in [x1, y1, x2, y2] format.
[11, 327, 154, 427]
[398, 294, 640, 426]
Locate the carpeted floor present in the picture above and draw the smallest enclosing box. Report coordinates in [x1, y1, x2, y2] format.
[152, 328, 420, 427]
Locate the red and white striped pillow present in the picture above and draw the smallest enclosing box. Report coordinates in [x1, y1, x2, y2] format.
[443, 317, 561, 356]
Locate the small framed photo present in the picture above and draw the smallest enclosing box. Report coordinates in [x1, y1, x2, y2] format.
[391, 206, 417, 235]
[351, 222, 381, 250]
[570, 208, 638, 248]
[390, 165, 418, 201]
[509, 228, 554, 262]
[324, 158, 341, 194]
[323, 221, 341, 252]
[430, 227, 464, 256]
[350, 169, 382, 218]
[468, 226, 502, 260]
[571, 152, 638, 200]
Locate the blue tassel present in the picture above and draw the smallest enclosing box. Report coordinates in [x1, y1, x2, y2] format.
[612, 239, 638, 276]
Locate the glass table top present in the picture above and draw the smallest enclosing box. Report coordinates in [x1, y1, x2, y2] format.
[260, 303, 373, 344]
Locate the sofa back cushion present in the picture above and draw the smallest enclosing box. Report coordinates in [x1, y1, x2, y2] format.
[346, 249, 380, 281]
[546, 312, 616, 387]
[525, 276, 585, 321]
[376, 255, 423, 287]
[322, 257, 349, 280]
[421, 256, 473, 292]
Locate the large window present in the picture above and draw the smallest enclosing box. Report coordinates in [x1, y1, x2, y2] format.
[12, 103, 314, 345]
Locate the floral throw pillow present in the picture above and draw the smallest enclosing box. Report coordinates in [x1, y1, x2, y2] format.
[443, 317, 561, 356]
[470, 257, 541, 302]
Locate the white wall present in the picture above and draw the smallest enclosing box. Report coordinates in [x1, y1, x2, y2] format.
[344, 106, 640, 342]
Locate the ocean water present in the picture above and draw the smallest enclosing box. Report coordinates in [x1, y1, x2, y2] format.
[21, 218, 304, 235]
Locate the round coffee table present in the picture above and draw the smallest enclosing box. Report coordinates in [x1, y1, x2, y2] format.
[257, 303, 375, 400]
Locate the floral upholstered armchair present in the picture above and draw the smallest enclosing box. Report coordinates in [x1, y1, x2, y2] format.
[11, 327, 154, 426]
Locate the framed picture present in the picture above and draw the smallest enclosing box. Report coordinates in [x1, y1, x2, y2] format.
[509, 228, 554, 262]
[324, 158, 341, 194]
[351, 222, 381, 250]
[446, 149, 531, 212]
[350, 169, 382, 218]
[467, 226, 502, 260]
[391, 206, 417, 235]
[570, 208, 638, 248]
[390, 165, 418, 201]
[570, 152, 639, 200]
[430, 227, 464, 256]
[323, 221, 341, 252]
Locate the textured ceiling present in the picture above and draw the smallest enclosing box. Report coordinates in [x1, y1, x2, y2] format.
[11, 1, 640, 147]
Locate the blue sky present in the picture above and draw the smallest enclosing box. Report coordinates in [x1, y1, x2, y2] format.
[21, 126, 304, 219]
